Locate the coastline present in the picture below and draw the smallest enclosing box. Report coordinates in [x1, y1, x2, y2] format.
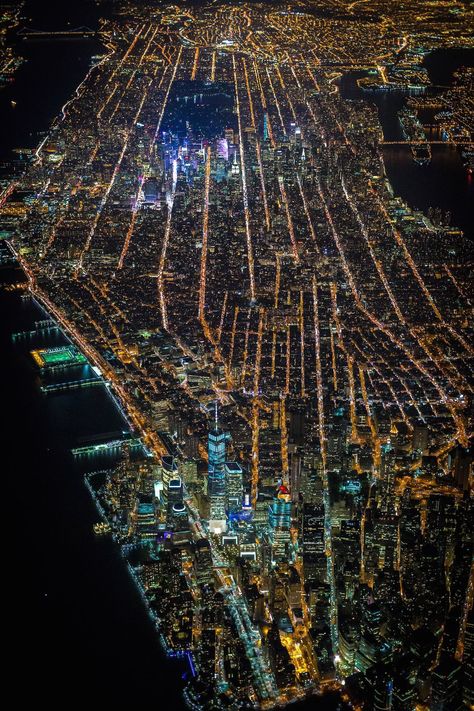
[1, 241, 193, 708]
[3, 250, 346, 710]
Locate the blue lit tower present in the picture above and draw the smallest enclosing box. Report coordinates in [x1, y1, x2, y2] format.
[208, 403, 228, 533]
[225, 461, 243, 514]
[263, 112, 269, 142]
[208, 433, 226, 481]
[268, 485, 292, 561]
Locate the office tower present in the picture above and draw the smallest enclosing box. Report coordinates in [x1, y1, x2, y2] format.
[207, 411, 228, 533]
[430, 655, 463, 711]
[372, 672, 393, 711]
[413, 422, 429, 454]
[463, 609, 474, 707]
[143, 176, 158, 203]
[225, 461, 243, 514]
[391, 677, 416, 711]
[169, 503, 188, 533]
[194, 539, 214, 587]
[266, 623, 296, 689]
[338, 619, 359, 674]
[167, 476, 184, 527]
[301, 503, 325, 557]
[289, 451, 302, 503]
[263, 112, 269, 142]
[160, 455, 178, 505]
[216, 137, 229, 162]
[289, 408, 304, 446]
[135, 498, 156, 539]
[208, 427, 226, 475]
[355, 600, 391, 673]
[301, 502, 326, 584]
[449, 445, 472, 491]
[268, 486, 292, 561]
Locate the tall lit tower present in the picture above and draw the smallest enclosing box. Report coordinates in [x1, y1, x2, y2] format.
[268, 485, 292, 561]
[208, 403, 228, 533]
[263, 112, 269, 142]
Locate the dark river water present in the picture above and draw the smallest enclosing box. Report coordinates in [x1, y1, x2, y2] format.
[3, 2, 188, 707]
[2, 1, 470, 707]
[339, 48, 474, 240]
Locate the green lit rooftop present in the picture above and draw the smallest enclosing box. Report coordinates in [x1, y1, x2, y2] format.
[31, 346, 87, 367]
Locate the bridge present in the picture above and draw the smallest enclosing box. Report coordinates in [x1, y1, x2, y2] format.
[382, 140, 474, 147]
[18, 26, 96, 39]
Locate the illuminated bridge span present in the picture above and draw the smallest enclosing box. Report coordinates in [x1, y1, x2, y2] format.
[382, 140, 474, 146]
[18, 26, 96, 39]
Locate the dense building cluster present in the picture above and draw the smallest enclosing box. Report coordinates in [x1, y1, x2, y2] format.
[3, 1, 473, 709]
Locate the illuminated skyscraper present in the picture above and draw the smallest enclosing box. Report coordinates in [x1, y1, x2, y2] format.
[208, 406, 228, 533]
[225, 461, 243, 514]
[463, 610, 474, 707]
[430, 655, 463, 711]
[263, 112, 269, 142]
[169, 503, 188, 533]
[208, 429, 226, 478]
[301, 502, 326, 583]
[167, 476, 184, 527]
[268, 486, 292, 561]
[160, 455, 178, 505]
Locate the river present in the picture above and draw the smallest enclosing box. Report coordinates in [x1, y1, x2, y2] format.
[3, 1, 190, 707]
[339, 47, 474, 240]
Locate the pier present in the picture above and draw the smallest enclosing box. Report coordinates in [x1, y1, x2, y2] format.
[72, 436, 144, 457]
[12, 319, 60, 341]
[30, 345, 88, 370]
[40, 377, 103, 394]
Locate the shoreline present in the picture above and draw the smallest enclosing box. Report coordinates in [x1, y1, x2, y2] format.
[2, 244, 197, 706]
[2, 246, 347, 710]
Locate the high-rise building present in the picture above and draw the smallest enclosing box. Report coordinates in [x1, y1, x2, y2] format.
[463, 609, 474, 707]
[207, 413, 228, 533]
[391, 677, 416, 711]
[268, 486, 292, 561]
[430, 655, 463, 711]
[449, 445, 472, 491]
[135, 498, 156, 539]
[160, 455, 178, 504]
[208, 429, 226, 482]
[143, 176, 158, 203]
[373, 677, 392, 711]
[225, 461, 243, 514]
[216, 137, 229, 161]
[301, 502, 325, 558]
[413, 422, 429, 454]
[263, 112, 269, 142]
[167, 476, 184, 527]
[169, 503, 189, 532]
